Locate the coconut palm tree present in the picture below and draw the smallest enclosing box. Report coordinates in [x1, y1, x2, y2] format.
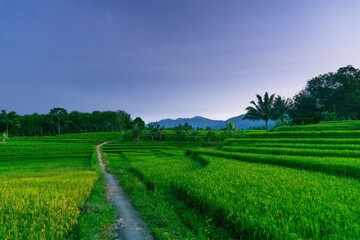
[244, 92, 276, 131]
[272, 95, 291, 120]
[223, 122, 236, 138]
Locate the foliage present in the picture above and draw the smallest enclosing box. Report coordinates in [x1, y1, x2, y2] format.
[174, 122, 193, 141]
[69, 165, 116, 240]
[274, 119, 360, 131]
[191, 128, 200, 141]
[103, 142, 234, 239]
[129, 117, 146, 141]
[272, 95, 291, 120]
[103, 120, 360, 239]
[0, 141, 94, 239]
[193, 147, 360, 178]
[1, 132, 8, 143]
[147, 122, 164, 141]
[244, 92, 278, 131]
[0, 110, 20, 136]
[0, 109, 131, 136]
[49, 107, 70, 135]
[290, 65, 360, 124]
[206, 129, 216, 142]
[274, 118, 293, 128]
[172, 155, 360, 239]
[0, 133, 119, 239]
[223, 122, 235, 138]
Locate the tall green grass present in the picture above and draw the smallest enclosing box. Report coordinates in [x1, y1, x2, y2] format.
[0, 133, 119, 239]
[103, 142, 234, 240]
[222, 145, 360, 158]
[172, 155, 360, 239]
[190, 148, 360, 178]
[104, 135, 360, 239]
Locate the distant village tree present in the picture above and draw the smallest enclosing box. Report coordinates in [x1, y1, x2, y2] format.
[130, 117, 146, 141]
[175, 122, 193, 141]
[147, 122, 164, 141]
[49, 107, 69, 135]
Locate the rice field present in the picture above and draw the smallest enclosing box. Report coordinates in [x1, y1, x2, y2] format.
[3, 121, 360, 239]
[0, 133, 119, 239]
[103, 121, 360, 239]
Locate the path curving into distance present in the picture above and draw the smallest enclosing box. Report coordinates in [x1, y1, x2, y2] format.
[96, 143, 153, 240]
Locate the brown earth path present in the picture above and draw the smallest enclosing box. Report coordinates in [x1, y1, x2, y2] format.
[96, 143, 153, 240]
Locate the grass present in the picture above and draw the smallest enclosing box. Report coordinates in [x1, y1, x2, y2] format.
[2, 121, 360, 239]
[102, 121, 360, 239]
[0, 133, 118, 239]
[172, 155, 360, 239]
[103, 142, 234, 240]
[68, 167, 116, 240]
[222, 145, 360, 158]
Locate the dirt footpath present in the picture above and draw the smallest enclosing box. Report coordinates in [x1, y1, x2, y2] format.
[96, 143, 153, 240]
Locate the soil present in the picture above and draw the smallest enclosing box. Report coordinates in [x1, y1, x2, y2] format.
[96, 143, 153, 240]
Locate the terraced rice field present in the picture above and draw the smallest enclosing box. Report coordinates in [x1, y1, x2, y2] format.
[103, 121, 360, 239]
[0, 132, 120, 239]
[2, 121, 360, 239]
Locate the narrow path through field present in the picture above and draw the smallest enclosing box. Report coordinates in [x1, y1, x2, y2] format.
[96, 143, 153, 240]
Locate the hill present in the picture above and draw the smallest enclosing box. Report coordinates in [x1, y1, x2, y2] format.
[153, 115, 275, 130]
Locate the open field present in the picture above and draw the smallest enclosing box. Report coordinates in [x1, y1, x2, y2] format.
[103, 121, 360, 239]
[2, 121, 360, 239]
[0, 133, 120, 239]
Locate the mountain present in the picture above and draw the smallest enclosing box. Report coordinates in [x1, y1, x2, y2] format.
[153, 115, 275, 130]
[223, 115, 275, 130]
[156, 116, 224, 129]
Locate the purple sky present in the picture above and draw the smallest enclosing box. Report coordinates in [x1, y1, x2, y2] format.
[1, 0, 359, 122]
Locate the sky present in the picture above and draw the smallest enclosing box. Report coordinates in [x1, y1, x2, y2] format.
[1, 0, 359, 123]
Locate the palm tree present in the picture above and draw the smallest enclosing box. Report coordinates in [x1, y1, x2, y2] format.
[223, 122, 235, 138]
[272, 95, 291, 122]
[244, 92, 276, 131]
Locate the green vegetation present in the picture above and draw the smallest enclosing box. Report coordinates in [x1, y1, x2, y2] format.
[290, 65, 360, 123]
[0, 133, 117, 239]
[244, 92, 277, 131]
[103, 120, 360, 239]
[1, 62, 359, 240]
[103, 141, 233, 240]
[69, 162, 116, 240]
[1, 132, 8, 143]
[173, 156, 360, 239]
[2, 99, 360, 239]
[0, 108, 131, 136]
[244, 66, 360, 129]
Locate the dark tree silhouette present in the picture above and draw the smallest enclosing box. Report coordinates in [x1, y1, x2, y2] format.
[290, 65, 360, 124]
[244, 92, 276, 131]
[49, 108, 69, 135]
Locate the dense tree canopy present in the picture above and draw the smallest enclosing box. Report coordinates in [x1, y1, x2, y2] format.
[290, 65, 360, 124]
[0, 109, 132, 136]
[49, 108, 69, 135]
[129, 117, 146, 141]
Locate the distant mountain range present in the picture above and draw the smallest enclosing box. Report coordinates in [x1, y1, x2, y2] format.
[152, 115, 275, 130]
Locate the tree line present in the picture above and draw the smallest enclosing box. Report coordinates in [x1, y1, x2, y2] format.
[2, 65, 358, 137]
[0, 108, 132, 137]
[244, 65, 360, 129]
